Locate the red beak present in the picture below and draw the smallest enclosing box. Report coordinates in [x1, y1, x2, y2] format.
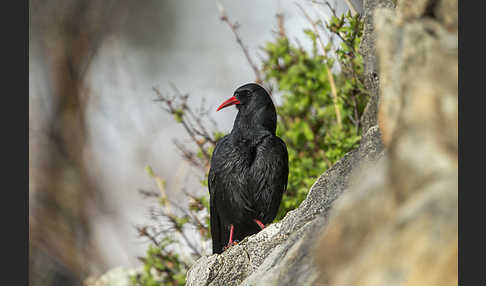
[216, 96, 241, 111]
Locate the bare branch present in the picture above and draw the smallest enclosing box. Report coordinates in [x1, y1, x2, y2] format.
[343, 0, 358, 16]
[153, 86, 212, 162]
[164, 211, 203, 257]
[138, 188, 160, 198]
[276, 12, 286, 38]
[324, 1, 338, 18]
[136, 225, 160, 246]
[296, 2, 343, 128]
[217, 1, 263, 84]
[173, 139, 204, 168]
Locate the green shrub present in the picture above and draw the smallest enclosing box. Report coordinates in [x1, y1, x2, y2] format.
[264, 12, 367, 220]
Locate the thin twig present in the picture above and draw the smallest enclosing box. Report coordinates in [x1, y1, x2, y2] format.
[296, 3, 343, 128]
[150, 198, 205, 257]
[165, 213, 202, 257]
[136, 225, 160, 246]
[311, 0, 344, 71]
[343, 0, 358, 16]
[276, 12, 286, 38]
[324, 1, 338, 18]
[153, 86, 211, 161]
[170, 83, 217, 145]
[217, 1, 263, 84]
[173, 139, 204, 168]
[138, 188, 160, 198]
[179, 227, 202, 257]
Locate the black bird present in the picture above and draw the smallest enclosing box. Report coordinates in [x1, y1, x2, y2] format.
[208, 83, 289, 254]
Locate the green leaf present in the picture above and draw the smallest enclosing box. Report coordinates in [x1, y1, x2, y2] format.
[173, 109, 184, 123]
[145, 165, 155, 178]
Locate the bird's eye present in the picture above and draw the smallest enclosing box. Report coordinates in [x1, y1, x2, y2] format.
[235, 90, 252, 99]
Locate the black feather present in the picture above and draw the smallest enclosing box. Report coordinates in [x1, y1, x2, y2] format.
[209, 83, 289, 254]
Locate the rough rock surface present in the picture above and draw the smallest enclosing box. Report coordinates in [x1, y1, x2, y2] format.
[359, 0, 396, 133]
[315, 0, 457, 285]
[186, 126, 384, 286]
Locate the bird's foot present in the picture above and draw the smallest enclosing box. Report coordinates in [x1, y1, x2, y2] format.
[223, 240, 239, 251]
[223, 224, 237, 251]
[254, 219, 265, 230]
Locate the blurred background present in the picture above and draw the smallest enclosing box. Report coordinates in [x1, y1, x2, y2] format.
[29, 0, 362, 285]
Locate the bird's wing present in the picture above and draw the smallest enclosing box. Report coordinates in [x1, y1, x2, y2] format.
[208, 164, 223, 254]
[249, 135, 289, 224]
[207, 136, 228, 254]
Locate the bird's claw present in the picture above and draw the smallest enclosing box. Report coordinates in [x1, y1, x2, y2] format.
[223, 240, 239, 251]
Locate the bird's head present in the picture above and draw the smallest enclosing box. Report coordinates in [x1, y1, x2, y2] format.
[217, 83, 277, 134]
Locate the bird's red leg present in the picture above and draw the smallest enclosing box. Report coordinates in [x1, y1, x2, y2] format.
[254, 219, 265, 230]
[228, 224, 234, 244]
[223, 224, 237, 251]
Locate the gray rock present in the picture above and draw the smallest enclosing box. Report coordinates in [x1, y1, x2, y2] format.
[396, 0, 457, 31]
[314, 1, 457, 285]
[359, 0, 396, 134]
[375, 6, 457, 150]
